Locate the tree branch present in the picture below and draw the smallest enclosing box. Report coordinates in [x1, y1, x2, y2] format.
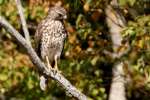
[15, 0, 31, 45]
[0, 16, 87, 100]
[103, 43, 131, 59]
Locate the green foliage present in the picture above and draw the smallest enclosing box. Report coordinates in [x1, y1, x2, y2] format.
[122, 15, 150, 99]
[119, 0, 136, 6]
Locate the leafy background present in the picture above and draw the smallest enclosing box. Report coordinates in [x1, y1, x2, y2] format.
[0, 0, 150, 100]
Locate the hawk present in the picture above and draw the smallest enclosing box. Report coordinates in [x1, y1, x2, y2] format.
[34, 6, 67, 90]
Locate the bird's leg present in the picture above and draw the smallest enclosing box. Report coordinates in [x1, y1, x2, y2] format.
[54, 55, 62, 73]
[46, 56, 52, 71]
[54, 55, 58, 71]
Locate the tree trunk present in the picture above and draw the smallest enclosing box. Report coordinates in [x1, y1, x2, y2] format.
[105, 1, 127, 100]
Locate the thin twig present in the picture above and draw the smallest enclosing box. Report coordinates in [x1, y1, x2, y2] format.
[15, 0, 31, 45]
[103, 43, 131, 59]
[0, 16, 87, 100]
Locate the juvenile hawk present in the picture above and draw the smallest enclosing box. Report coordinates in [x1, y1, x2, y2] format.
[34, 6, 67, 90]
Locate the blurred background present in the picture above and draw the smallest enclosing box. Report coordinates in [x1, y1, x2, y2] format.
[0, 0, 150, 100]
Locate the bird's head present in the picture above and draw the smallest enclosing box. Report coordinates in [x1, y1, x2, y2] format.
[48, 6, 67, 20]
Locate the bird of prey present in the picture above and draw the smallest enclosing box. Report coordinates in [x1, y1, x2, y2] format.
[34, 6, 67, 90]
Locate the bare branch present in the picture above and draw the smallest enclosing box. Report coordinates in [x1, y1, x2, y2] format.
[103, 43, 131, 59]
[0, 16, 87, 100]
[15, 0, 31, 45]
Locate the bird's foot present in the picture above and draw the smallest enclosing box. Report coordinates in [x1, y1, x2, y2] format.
[45, 64, 61, 74]
[55, 69, 62, 74]
[53, 55, 61, 74]
[45, 56, 53, 72]
[52, 65, 61, 74]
